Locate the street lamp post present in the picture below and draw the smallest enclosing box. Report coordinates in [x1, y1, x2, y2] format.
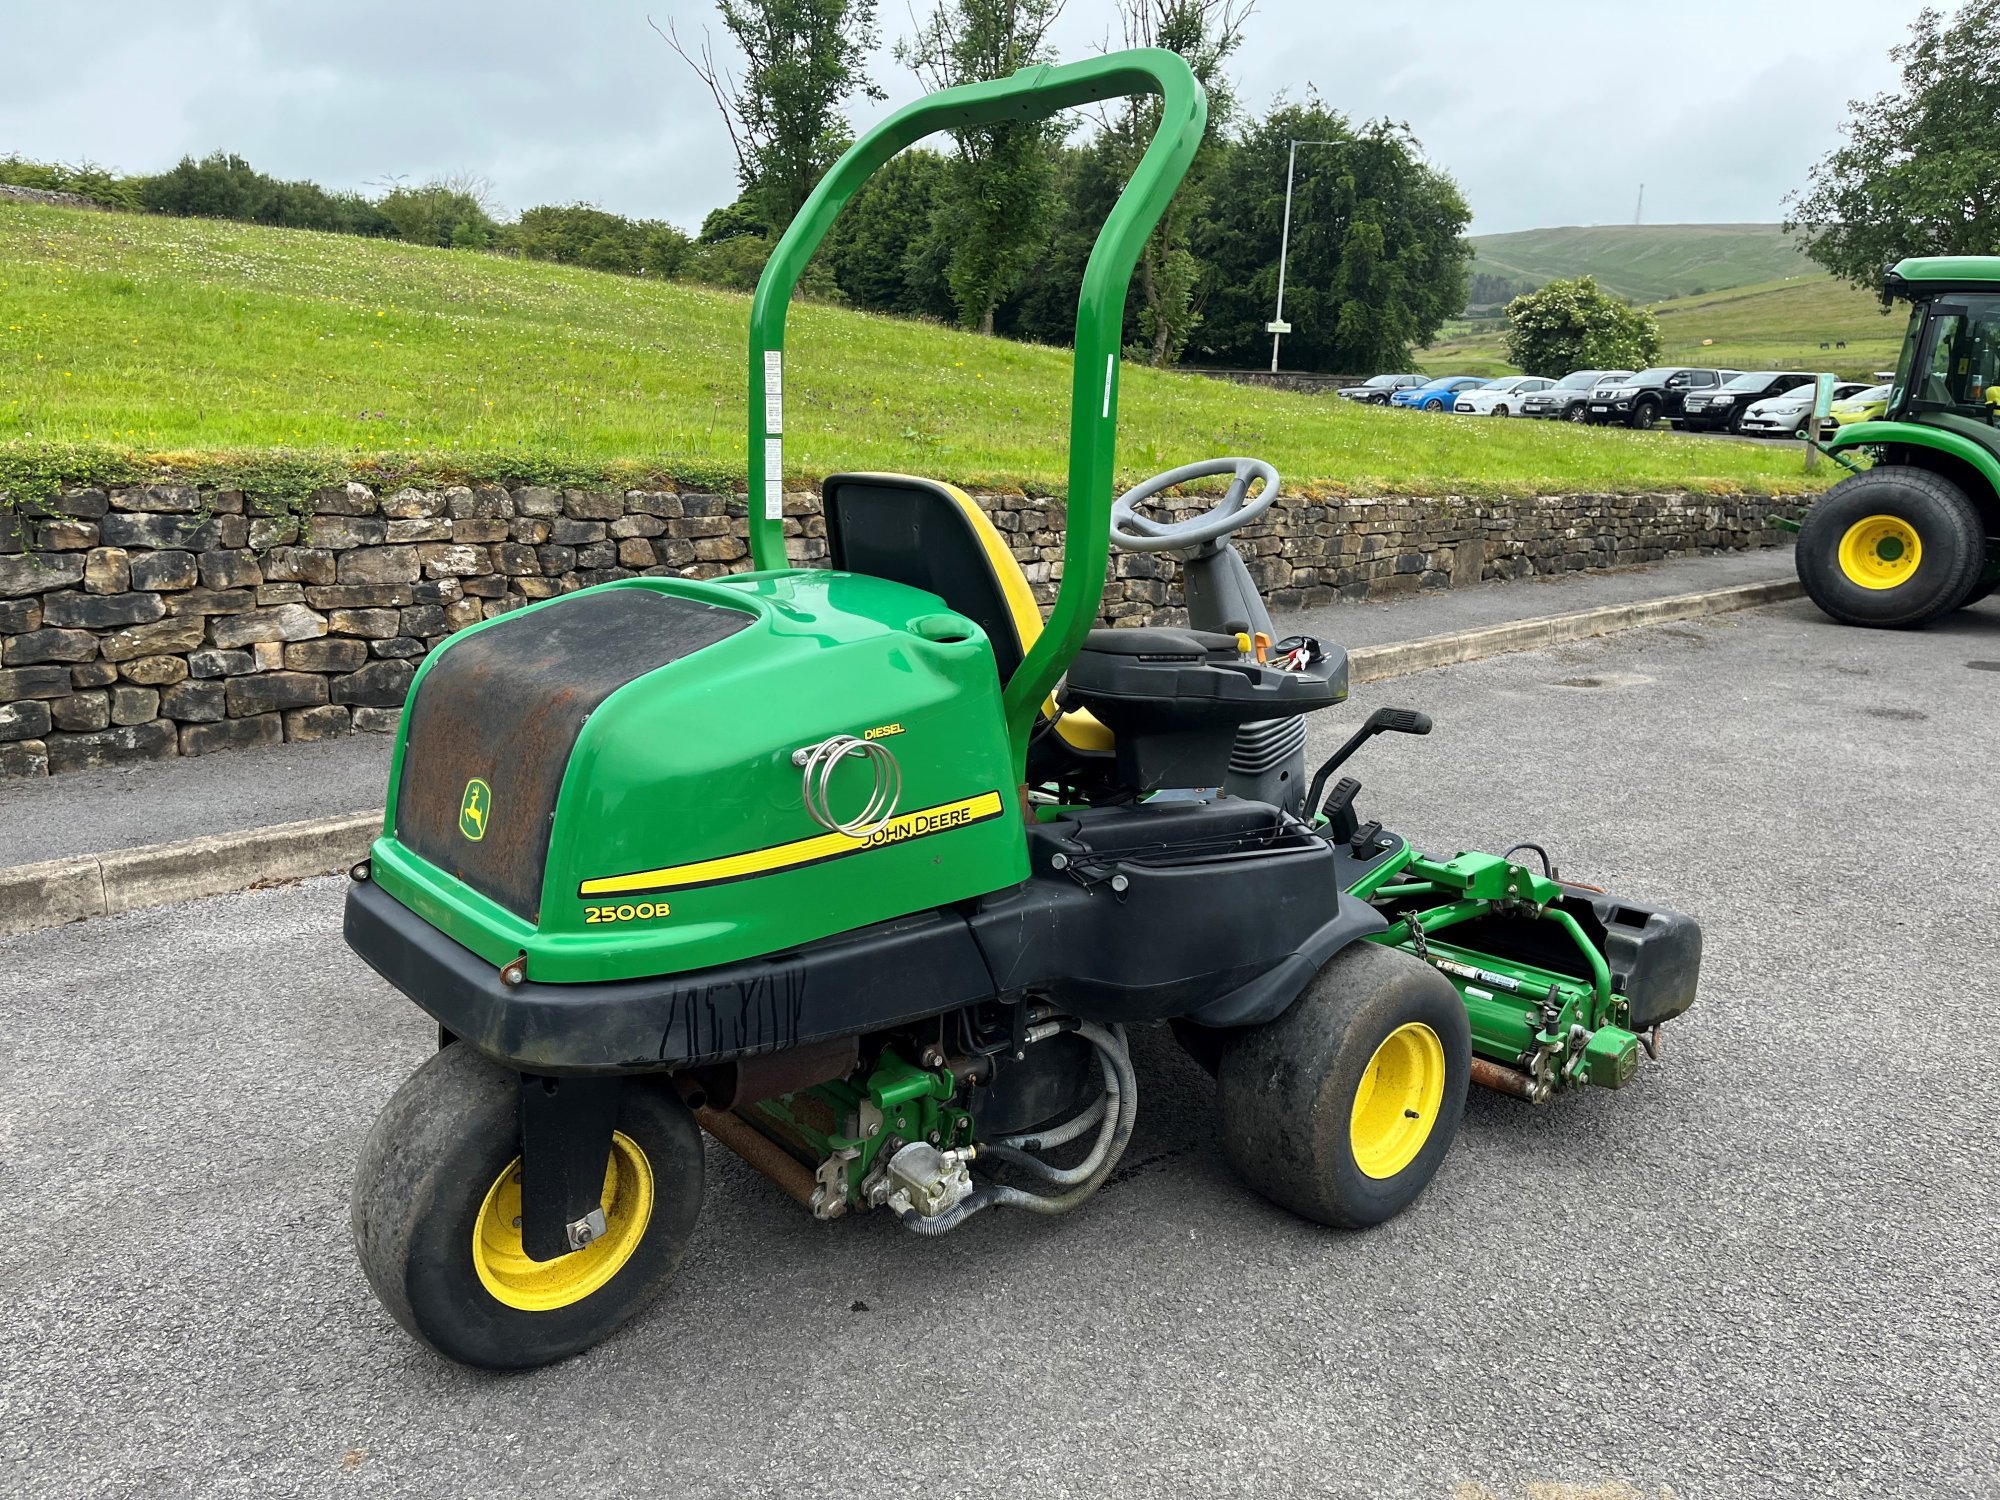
[1269, 138, 1342, 374]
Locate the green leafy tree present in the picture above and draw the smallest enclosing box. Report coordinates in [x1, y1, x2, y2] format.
[1106, 0, 1251, 366]
[1501, 276, 1661, 377]
[509, 204, 693, 277]
[999, 138, 1126, 346]
[662, 0, 883, 232]
[375, 174, 500, 249]
[1466, 269, 1535, 311]
[822, 149, 956, 318]
[137, 151, 391, 235]
[1786, 0, 2000, 301]
[898, 0, 1067, 334]
[1193, 102, 1471, 373]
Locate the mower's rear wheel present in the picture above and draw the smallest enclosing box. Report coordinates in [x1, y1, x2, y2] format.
[351, 1043, 703, 1370]
[1795, 468, 1986, 628]
[1217, 941, 1468, 1228]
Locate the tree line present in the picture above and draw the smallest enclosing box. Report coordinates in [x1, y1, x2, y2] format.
[669, 0, 1473, 371]
[0, 152, 713, 283]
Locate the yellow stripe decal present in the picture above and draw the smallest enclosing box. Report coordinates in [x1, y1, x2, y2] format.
[578, 790, 1007, 898]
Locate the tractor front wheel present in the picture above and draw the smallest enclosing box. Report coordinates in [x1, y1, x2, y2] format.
[351, 1043, 704, 1369]
[1216, 941, 1469, 1229]
[1795, 468, 1987, 629]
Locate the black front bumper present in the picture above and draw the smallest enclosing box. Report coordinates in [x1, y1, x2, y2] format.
[344, 801, 1394, 1074]
[1678, 409, 1734, 430]
[344, 876, 997, 1074]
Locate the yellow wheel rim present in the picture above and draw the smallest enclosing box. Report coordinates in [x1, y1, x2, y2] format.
[1838, 514, 1923, 590]
[1349, 1023, 1447, 1180]
[472, 1130, 654, 1312]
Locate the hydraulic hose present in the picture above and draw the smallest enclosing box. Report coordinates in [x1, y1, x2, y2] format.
[898, 1023, 1137, 1237]
[983, 1066, 1123, 1188]
[996, 1094, 1108, 1153]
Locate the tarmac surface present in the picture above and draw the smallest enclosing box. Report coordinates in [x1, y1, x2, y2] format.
[0, 547, 1791, 867]
[5, 593, 1996, 1498]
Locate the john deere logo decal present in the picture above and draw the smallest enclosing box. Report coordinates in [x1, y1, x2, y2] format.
[458, 779, 491, 842]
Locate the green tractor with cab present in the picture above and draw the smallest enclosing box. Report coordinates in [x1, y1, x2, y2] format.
[342, 51, 1702, 1370]
[1796, 256, 2000, 627]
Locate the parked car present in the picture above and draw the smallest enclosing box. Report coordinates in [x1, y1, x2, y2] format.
[1392, 376, 1487, 412]
[1828, 383, 1894, 427]
[1582, 367, 1740, 428]
[1739, 380, 1872, 439]
[1453, 375, 1555, 417]
[1338, 373, 1426, 405]
[1679, 371, 1817, 434]
[1521, 370, 1632, 421]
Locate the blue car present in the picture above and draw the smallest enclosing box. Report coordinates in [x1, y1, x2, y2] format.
[1390, 376, 1487, 412]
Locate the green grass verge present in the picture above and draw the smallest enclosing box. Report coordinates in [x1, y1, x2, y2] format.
[0, 201, 1826, 505]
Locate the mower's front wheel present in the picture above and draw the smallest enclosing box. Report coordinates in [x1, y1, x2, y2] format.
[351, 1044, 703, 1370]
[1217, 941, 1469, 1229]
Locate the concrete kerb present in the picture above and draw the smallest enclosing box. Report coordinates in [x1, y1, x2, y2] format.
[0, 576, 1799, 939]
[1346, 575, 1800, 682]
[1, 811, 381, 939]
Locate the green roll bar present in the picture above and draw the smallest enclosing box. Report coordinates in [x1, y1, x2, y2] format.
[744, 48, 1208, 771]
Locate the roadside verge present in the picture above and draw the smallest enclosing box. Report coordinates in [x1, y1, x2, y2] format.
[1, 576, 1799, 939]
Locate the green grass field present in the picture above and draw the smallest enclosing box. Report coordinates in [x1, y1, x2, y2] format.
[1649, 275, 1904, 377]
[1469, 223, 1813, 305]
[1423, 274, 1902, 384]
[0, 202, 1824, 500]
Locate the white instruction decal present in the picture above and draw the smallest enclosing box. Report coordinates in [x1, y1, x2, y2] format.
[763, 349, 784, 434]
[764, 437, 784, 521]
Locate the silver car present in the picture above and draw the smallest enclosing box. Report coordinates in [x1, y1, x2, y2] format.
[1520, 370, 1633, 421]
[1739, 380, 1872, 439]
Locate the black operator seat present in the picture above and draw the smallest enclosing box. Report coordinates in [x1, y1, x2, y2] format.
[821, 472, 1113, 759]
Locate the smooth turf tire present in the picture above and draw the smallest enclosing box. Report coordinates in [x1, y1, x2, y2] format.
[1794, 467, 1987, 629]
[351, 1043, 704, 1370]
[1216, 941, 1470, 1229]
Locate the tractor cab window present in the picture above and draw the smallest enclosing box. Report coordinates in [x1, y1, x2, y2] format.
[1901, 294, 2000, 422]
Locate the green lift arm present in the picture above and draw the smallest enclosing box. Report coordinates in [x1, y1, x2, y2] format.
[744, 49, 1208, 771]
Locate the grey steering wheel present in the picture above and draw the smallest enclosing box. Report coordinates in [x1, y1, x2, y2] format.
[1108, 457, 1280, 553]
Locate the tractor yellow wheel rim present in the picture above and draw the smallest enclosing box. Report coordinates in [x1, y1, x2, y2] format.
[472, 1130, 654, 1312]
[1838, 515, 1923, 590]
[1349, 1023, 1447, 1180]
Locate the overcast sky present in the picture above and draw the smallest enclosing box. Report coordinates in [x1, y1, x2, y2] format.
[0, 1, 1929, 236]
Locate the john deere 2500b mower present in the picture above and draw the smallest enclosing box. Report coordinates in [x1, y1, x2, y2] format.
[1795, 256, 2000, 627]
[343, 51, 1702, 1369]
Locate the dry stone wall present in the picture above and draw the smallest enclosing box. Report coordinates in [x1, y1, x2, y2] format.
[0, 479, 1798, 778]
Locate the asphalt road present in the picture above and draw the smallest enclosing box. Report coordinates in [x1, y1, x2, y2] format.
[4, 597, 1996, 1499]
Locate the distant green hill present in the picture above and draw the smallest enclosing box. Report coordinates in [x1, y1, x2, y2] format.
[1469, 224, 1815, 305]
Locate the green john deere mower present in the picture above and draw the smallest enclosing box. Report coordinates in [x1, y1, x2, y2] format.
[1795, 256, 2000, 628]
[343, 50, 1702, 1369]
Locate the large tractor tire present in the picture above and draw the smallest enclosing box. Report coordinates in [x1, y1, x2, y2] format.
[351, 1043, 704, 1369]
[1217, 941, 1470, 1229]
[1795, 468, 1987, 629]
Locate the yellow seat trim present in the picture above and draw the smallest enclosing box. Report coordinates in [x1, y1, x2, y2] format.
[845, 473, 1114, 755]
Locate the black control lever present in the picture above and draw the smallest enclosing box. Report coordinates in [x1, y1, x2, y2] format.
[1304, 707, 1434, 822]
